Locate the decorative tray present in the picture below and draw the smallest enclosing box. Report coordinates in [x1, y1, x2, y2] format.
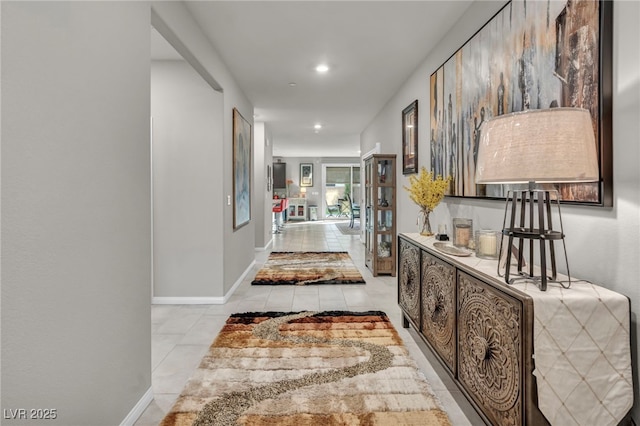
[433, 242, 473, 257]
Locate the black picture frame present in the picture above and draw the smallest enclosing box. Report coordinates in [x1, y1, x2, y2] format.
[402, 100, 419, 175]
[300, 163, 313, 187]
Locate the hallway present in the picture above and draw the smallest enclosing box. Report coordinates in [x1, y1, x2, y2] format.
[136, 220, 481, 425]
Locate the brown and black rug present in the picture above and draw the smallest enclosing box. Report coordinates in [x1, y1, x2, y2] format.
[160, 311, 452, 426]
[252, 251, 365, 285]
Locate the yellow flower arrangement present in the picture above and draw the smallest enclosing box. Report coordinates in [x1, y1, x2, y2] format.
[403, 167, 450, 236]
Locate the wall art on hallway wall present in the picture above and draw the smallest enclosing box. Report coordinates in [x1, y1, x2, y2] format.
[430, 0, 612, 206]
[233, 108, 252, 229]
[402, 100, 419, 175]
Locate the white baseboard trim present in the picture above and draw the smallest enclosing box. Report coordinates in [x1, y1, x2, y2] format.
[222, 259, 256, 303]
[152, 260, 256, 305]
[255, 238, 273, 252]
[120, 387, 153, 426]
[152, 296, 225, 304]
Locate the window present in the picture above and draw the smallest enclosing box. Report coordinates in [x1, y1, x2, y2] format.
[323, 164, 360, 218]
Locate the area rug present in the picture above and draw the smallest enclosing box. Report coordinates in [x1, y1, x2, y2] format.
[251, 251, 365, 285]
[335, 221, 360, 235]
[160, 311, 452, 426]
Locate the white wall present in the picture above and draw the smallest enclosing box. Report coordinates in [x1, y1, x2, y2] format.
[273, 156, 360, 213]
[152, 2, 255, 295]
[151, 60, 224, 299]
[362, 0, 640, 420]
[254, 122, 274, 250]
[1, 2, 151, 424]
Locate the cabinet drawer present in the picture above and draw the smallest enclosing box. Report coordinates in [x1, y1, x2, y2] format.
[398, 238, 420, 326]
[457, 271, 523, 426]
[421, 252, 456, 374]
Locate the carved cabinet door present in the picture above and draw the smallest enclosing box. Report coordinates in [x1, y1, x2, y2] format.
[398, 239, 420, 326]
[457, 271, 524, 426]
[421, 252, 456, 374]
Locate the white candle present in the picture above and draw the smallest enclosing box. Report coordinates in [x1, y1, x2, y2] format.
[478, 232, 497, 256]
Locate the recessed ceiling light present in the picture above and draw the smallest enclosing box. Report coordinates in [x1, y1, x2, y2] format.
[315, 64, 329, 73]
[288, 82, 297, 87]
[314, 124, 322, 130]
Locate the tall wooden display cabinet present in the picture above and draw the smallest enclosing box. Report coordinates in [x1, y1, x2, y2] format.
[364, 154, 397, 276]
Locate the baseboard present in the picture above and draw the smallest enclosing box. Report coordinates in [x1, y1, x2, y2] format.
[255, 238, 273, 252]
[152, 260, 256, 305]
[222, 259, 256, 303]
[120, 387, 153, 426]
[152, 296, 225, 304]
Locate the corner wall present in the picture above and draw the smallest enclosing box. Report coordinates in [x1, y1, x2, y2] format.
[362, 0, 640, 420]
[1, 2, 152, 424]
[151, 60, 224, 298]
[151, 2, 255, 296]
[254, 123, 274, 250]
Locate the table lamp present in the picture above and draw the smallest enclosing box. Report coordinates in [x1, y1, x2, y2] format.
[475, 107, 599, 290]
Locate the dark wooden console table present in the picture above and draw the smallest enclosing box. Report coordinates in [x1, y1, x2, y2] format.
[398, 233, 632, 426]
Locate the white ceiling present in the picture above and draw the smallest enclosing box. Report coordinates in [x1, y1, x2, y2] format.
[153, 1, 473, 158]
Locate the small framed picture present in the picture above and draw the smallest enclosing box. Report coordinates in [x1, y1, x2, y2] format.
[402, 100, 418, 175]
[300, 163, 313, 187]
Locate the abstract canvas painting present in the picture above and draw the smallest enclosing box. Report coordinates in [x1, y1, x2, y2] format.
[430, 0, 611, 205]
[233, 108, 252, 229]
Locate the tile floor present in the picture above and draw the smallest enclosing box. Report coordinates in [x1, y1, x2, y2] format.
[135, 219, 483, 425]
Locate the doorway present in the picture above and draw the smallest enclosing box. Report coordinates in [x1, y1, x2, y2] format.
[321, 164, 360, 220]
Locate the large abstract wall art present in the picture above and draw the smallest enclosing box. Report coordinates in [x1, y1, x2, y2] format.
[430, 0, 612, 205]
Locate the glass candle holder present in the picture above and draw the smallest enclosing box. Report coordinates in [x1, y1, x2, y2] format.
[452, 218, 473, 248]
[475, 230, 500, 259]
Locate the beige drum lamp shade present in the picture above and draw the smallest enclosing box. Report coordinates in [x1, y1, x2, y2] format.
[475, 108, 599, 185]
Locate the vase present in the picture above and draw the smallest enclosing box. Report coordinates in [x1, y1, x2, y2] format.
[418, 210, 433, 236]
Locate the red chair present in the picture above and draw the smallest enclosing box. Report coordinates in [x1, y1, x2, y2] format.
[272, 198, 288, 233]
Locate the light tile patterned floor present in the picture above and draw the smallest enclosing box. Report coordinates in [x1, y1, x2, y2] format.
[135, 219, 482, 425]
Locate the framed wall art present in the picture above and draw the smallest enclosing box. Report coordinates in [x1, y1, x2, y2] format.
[300, 163, 313, 187]
[233, 108, 252, 230]
[402, 100, 419, 175]
[430, 0, 612, 206]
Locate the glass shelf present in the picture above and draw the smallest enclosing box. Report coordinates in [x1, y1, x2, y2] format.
[364, 154, 397, 277]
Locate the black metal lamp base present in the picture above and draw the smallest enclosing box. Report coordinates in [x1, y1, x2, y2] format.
[497, 185, 571, 291]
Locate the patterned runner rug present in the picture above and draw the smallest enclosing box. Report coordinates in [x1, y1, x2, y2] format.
[160, 311, 452, 426]
[335, 221, 360, 235]
[251, 251, 365, 285]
